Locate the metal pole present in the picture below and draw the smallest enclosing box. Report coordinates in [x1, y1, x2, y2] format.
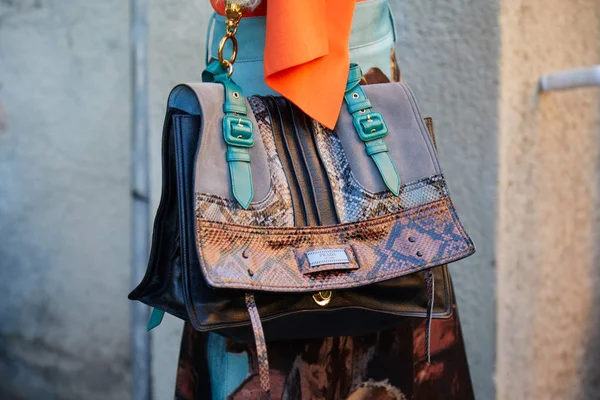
[130, 0, 151, 399]
[539, 65, 600, 92]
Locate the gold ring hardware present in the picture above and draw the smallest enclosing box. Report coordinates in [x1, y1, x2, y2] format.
[220, 59, 234, 78]
[218, 35, 238, 70]
[312, 290, 333, 306]
[217, 1, 244, 77]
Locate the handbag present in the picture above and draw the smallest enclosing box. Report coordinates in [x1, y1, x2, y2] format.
[129, 4, 475, 396]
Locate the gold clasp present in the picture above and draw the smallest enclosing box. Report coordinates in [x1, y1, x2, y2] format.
[217, 2, 244, 78]
[312, 290, 333, 306]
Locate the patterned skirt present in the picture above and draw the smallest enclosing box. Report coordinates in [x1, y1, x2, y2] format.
[174, 297, 474, 400]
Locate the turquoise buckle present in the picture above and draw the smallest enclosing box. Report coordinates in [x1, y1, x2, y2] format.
[223, 115, 254, 147]
[353, 112, 388, 142]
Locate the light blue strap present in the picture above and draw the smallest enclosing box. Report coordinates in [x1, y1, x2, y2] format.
[371, 147, 401, 196]
[226, 146, 254, 209]
[388, 2, 397, 43]
[344, 63, 401, 195]
[207, 333, 249, 399]
[205, 12, 217, 66]
[147, 308, 165, 331]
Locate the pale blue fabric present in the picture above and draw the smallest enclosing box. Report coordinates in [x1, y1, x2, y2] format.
[204, 1, 396, 398]
[206, 0, 396, 95]
[206, 333, 249, 399]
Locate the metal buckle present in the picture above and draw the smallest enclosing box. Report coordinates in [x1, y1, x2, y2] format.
[223, 115, 254, 147]
[353, 112, 388, 142]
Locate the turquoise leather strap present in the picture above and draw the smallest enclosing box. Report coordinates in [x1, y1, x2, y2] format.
[147, 308, 165, 331]
[204, 60, 255, 209]
[344, 64, 401, 196]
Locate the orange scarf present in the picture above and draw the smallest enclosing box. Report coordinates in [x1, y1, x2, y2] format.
[211, 0, 358, 129]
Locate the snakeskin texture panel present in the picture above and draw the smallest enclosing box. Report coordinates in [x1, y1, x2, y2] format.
[196, 197, 474, 292]
[194, 97, 294, 227]
[312, 121, 449, 223]
[245, 292, 271, 396]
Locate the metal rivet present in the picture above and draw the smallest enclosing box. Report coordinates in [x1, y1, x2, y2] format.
[247, 268, 254, 277]
[233, 91, 240, 98]
[416, 251, 423, 257]
[352, 93, 359, 99]
[242, 248, 250, 259]
[313, 290, 332, 306]
[359, 109, 366, 114]
[408, 236, 416, 243]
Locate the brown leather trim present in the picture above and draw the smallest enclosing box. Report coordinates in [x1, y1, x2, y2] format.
[196, 197, 474, 292]
[424, 117, 437, 150]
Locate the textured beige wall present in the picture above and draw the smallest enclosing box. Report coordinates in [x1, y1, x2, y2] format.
[497, 1, 600, 399]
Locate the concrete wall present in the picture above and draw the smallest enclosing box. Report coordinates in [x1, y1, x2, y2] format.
[6, 1, 598, 400]
[497, 1, 600, 399]
[0, 1, 131, 399]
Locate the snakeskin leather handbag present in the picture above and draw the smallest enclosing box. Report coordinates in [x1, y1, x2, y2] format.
[129, 8, 475, 395]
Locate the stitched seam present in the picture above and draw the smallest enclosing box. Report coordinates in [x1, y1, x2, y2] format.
[247, 161, 254, 204]
[197, 303, 453, 331]
[197, 197, 450, 235]
[209, 54, 264, 63]
[198, 202, 445, 236]
[196, 186, 276, 211]
[175, 117, 203, 329]
[228, 148, 253, 208]
[229, 159, 239, 202]
[348, 171, 441, 199]
[349, 31, 394, 50]
[372, 151, 400, 193]
[399, 83, 440, 174]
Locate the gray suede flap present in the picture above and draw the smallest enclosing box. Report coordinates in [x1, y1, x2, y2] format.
[168, 83, 271, 202]
[334, 82, 441, 193]
[169, 80, 441, 203]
